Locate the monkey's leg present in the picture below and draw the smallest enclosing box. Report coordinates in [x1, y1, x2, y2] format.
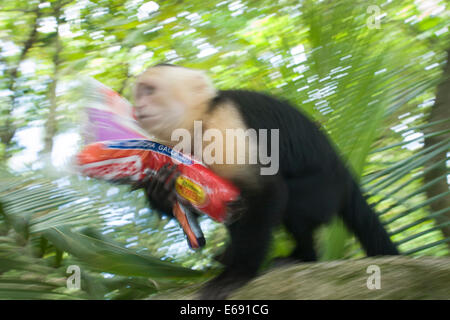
[284, 221, 318, 262]
[199, 177, 288, 300]
[283, 173, 346, 262]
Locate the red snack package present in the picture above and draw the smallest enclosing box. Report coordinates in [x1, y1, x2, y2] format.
[76, 139, 240, 224]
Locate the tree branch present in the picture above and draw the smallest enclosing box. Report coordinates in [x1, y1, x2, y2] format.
[0, 5, 42, 153]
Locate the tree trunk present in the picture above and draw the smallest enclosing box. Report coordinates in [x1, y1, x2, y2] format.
[0, 6, 41, 159]
[152, 257, 450, 299]
[43, 2, 63, 155]
[423, 48, 450, 243]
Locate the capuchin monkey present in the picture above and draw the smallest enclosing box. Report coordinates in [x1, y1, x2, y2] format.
[133, 64, 399, 299]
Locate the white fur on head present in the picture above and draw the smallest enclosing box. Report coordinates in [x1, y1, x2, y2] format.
[134, 65, 216, 142]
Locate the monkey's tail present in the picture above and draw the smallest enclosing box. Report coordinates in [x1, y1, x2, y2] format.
[340, 179, 399, 256]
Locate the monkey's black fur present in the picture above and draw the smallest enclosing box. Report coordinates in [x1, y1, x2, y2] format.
[143, 163, 179, 218]
[147, 89, 399, 299]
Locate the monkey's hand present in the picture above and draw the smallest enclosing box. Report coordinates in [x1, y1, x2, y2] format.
[224, 196, 247, 225]
[132, 163, 180, 218]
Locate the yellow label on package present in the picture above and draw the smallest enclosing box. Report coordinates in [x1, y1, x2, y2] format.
[176, 176, 207, 206]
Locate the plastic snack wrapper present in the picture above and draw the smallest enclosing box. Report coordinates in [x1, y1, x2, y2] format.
[75, 78, 240, 249]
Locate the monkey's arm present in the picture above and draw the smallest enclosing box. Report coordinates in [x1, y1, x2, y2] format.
[133, 163, 180, 218]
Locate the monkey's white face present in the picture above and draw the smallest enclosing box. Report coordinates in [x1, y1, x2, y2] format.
[134, 66, 216, 141]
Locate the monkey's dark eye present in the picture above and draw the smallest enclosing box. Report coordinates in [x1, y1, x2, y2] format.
[138, 84, 155, 97]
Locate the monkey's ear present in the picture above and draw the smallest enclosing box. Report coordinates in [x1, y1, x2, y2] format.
[192, 71, 216, 96]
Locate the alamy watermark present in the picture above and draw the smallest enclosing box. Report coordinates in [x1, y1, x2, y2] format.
[170, 120, 280, 175]
[367, 5, 383, 30]
[66, 265, 81, 290]
[366, 264, 381, 290]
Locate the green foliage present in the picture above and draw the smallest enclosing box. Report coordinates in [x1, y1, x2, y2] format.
[0, 0, 449, 299]
[0, 170, 206, 299]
